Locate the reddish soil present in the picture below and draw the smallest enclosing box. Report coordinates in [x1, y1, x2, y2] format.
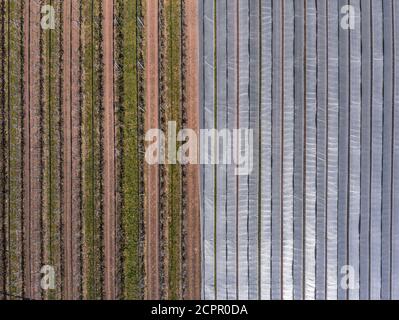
[23, 0, 43, 300]
[145, 0, 160, 300]
[71, 0, 83, 299]
[103, 0, 116, 300]
[63, 0, 82, 300]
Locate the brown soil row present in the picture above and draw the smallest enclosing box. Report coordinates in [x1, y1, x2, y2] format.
[62, 0, 82, 300]
[144, 0, 160, 300]
[23, 0, 43, 300]
[103, 0, 116, 300]
[182, 0, 201, 300]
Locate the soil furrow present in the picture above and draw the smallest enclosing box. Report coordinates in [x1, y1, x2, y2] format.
[71, 0, 83, 299]
[62, 0, 82, 300]
[104, 0, 116, 300]
[182, 0, 201, 300]
[23, 0, 44, 300]
[144, 0, 160, 300]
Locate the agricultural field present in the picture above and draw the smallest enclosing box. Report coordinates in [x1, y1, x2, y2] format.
[1, 0, 399, 302]
[0, 0, 200, 300]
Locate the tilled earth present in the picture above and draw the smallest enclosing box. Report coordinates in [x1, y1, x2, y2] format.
[0, 0, 200, 300]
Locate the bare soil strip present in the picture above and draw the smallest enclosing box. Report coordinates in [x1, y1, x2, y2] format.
[62, 0, 82, 300]
[70, 0, 82, 299]
[183, 0, 201, 300]
[23, 0, 43, 300]
[104, 0, 116, 300]
[144, 0, 160, 300]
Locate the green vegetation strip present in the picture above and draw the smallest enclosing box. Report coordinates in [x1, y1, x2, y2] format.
[43, 0, 63, 300]
[0, 0, 8, 299]
[121, 0, 144, 300]
[6, 0, 24, 299]
[82, 0, 104, 299]
[166, 0, 182, 300]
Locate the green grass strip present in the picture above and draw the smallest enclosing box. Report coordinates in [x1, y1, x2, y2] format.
[121, 0, 143, 300]
[165, 0, 182, 300]
[43, 0, 63, 300]
[82, 0, 104, 299]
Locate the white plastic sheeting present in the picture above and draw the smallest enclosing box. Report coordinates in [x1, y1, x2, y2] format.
[393, 0, 399, 301]
[200, 0, 399, 300]
[201, 0, 216, 299]
[259, 0, 272, 300]
[326, 0, 340, 300]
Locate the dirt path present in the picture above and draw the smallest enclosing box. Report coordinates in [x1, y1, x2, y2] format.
[144, 0, 160, 300]
[23, 0, 43, 300]
[104, 0, 116, 300]
[183, 0, 201, 300]
[63, 0, 82, 300]
[70, 0, 82, 299]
